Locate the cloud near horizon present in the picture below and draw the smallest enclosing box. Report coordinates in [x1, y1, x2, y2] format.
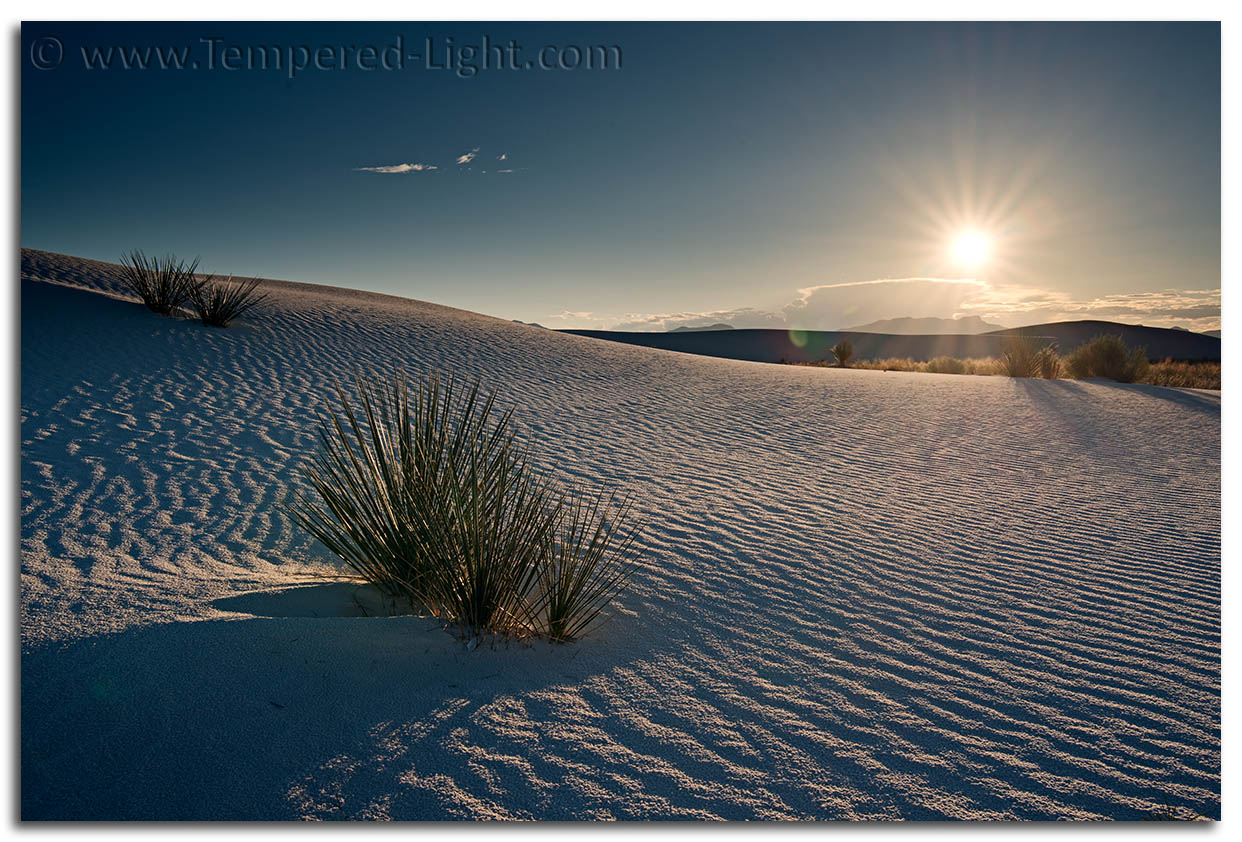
[544, 278, 1221, 333]
[353, 162, 437, 174]
[456, 148, 480, 165]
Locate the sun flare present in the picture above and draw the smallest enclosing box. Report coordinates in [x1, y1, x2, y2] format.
[951, 230, 992, 268]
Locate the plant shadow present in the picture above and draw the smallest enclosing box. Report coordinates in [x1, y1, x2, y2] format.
[211, 581, 415, 619]
[21, 600, 642, 820]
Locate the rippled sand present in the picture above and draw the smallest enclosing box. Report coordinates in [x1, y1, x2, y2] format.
[20, 249, 1219, 820]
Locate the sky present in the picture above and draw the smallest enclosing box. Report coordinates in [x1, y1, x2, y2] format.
[22, 22, 1221, 331]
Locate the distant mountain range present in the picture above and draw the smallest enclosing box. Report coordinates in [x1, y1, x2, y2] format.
[844, 315, 1004, 334]
[669, 323, 735, 332]
[1203, 329, 1221, 338]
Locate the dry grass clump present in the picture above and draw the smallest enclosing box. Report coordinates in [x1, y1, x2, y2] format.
[848, 357, 922, 372]
[830, 340, 854, 367]
[119, 250, 199, 314]
[1140, 360, 1220, 390]
[926, 356, 967, 375]
[792, 340, 1219, 389]
[799, 356, 1000, 375]
[188, 276, 270, 327]
[286, 373, 639, 643]
[999, 335, 1060, 378]
[1066, 334, 1149, 383]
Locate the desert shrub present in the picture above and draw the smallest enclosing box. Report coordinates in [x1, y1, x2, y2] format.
[963, 357, 1001, 376]
[1066, 334, 1150, 383]
[286, 373, 638, 642]
[999, 335, 1055, 378]
[119, 250, 199, 314]
[830, 340, 854, 367]
[188, 276, 270, 326]
[926, 356, 967, 375]
[1141, 360, 1221, 390]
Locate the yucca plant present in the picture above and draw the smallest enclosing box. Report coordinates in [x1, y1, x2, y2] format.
[1036, 344, 1062, 379]
[285, 375, 434, 599]
[286, 372, 638, 642]
[534, 491, 640, 642]
[119, 250, 200, 314]
[999, 335, 1053, 378]
[830, 340, 854, 367]
[413, 435, 560, 637]
[189, 276, 270, 327]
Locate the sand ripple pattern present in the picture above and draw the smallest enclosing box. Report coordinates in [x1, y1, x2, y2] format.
[20, 249, 1219, 820]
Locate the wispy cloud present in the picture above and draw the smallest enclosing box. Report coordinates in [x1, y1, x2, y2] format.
[355, 149, 515, 176]
[960, 286, 1221, 331]
[545, 307, 785, 332]
[353, 162, 437, 174]
[543, 278, 1221, 333]
[785, 278, 986, 330]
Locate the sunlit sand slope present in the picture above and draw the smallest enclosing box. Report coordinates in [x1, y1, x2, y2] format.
[20, 249, 1219, 820]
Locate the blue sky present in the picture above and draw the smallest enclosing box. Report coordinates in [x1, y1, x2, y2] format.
[22, 22, 1220, 331]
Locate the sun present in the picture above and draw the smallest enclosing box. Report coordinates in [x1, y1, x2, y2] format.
[951, 230, 992, 268]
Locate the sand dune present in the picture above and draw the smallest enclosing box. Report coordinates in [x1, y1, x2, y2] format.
[20, 249, 1219, 820]
[565, 321, 1221, 365]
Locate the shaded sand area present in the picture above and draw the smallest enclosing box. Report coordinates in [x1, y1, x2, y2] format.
[20, 249, 1219, 820]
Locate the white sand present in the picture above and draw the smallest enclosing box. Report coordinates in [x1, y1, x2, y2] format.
[20, 249, 1220, 820]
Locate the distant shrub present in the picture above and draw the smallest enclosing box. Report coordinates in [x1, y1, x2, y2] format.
[814, 356, 1000, 375]
[963, 357, 1001, 376]
[189, 276, 270, 327]
[286, 373, 639, 643]
[1066, 334, 1149, 383]
[830, 340, 854, 367]
[1000, 335, 1057, 378]
[851, 357, 920, 372]
[119, 250, 199, 315]
[1036, 345, 1062, 379]
[926, 356, 967, 375]
[1142, 360, 1220, 390]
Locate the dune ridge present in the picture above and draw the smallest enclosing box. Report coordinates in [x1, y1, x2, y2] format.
[20, 248, 1219, 820]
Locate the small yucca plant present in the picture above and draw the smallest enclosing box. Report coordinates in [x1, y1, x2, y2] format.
[119, 250, 199, 314]
[414, 436, 560, 638]
[830, 340, 854, 367]
[535, 491, 639, 642]
[999, 335, 1053, 378]
[1036, 345, 1062, 379]
[285, 375, 438, 599]
[188, 276, 270, 327]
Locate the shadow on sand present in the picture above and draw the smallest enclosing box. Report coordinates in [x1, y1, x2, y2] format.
[1014, 376, 1220, 416]
[211, 581, 416, 619]
[20, 603, 641, 820]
